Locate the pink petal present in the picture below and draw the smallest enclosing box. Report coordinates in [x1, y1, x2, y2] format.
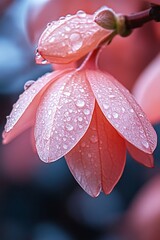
[123, 175, 160, 240]
[126, 142, 154, 168]
[35, 70, 95, 163]
[87, 70, 157, 154]
[3, 70, 69, 144]
[37, 13, 110, 64]
[133, 54, 160, 124]
[65, 104, 126, 197]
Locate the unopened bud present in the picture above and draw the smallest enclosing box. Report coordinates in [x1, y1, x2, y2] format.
[36, 10, 112, 64]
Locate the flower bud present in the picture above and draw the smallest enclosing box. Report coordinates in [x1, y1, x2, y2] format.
[36, 10, 112, 64]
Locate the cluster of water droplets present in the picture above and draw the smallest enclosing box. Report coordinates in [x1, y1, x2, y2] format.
[37, 9, 108, 62]
[5, 72, 55, 132]
[87, 70, 156, 153]
[35, 71, 95, 162]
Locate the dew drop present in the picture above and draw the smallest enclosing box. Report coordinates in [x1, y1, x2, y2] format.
[76, 99, 85, 107]
[49, 36, 55, 43]
[69, 32, 83, 51]
[130, 109, 134, 113]
[59, 16, 65, 20]
[63, 144, 68, 150]
[48, 109, 52, 116]
[31, 88, 36, 93]
[121, 107, 125, 113]
[79, 88, 85, 93]
[141, 140, 149, 149]
[65, 123, 74, 131]
[139, 113, 144, 118]
[109, 94, 115, 99]
[78, 116, 83, 122]
[112, 112, 119, 119]
[66, 116, 71, 121]
[107, 114, 111, 119]
[88, 153, 92, 158]
[24, 80, 35, 90]
[69, 109, 73, 113]
[63, 91, 71, 96]
[66, 14, 72, 18]
[64, 111, 69, 117]
[83, 109, 90, 115]
[81, 142, 86, 147]
[102, 103, 109, 110]
[65, 26, 71, 32]
[77, 10, 87, 18]
[41, 59, 48, 64]
[90, 135, 98, 143]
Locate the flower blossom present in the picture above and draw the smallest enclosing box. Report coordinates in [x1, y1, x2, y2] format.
[133, 53, 160, 124]
[3, 8, 157, 197]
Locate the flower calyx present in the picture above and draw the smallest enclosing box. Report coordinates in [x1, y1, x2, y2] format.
[94, 6, 131, 37]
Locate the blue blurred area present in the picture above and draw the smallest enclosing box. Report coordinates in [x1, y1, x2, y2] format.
[0, 1, 160, 240]
[0, 0, 51, 94]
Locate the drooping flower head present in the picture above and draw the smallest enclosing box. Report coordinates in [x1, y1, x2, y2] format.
[3, 7, 157, 197]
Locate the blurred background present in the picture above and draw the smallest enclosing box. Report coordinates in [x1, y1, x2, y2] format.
[0, 0, 160, 239]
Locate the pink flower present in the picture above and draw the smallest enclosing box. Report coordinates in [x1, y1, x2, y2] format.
[3, 7, 157, 197]
[3, 62, 157, 196]
[122, 175, 160, 240]
[133, 53, 160, 124]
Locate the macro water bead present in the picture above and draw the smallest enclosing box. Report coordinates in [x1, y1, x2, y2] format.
[36, 10, 113, 64]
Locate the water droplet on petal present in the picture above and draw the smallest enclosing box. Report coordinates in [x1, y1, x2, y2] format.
[41, 59, 49, 64]
[90, 135, 98, 143]
[66, 14, 72, 18]
[130, 109, 134, 113]
[69, 109, 73, 113]
[121, 107, 125, 113]
[102, 103, 109, 110]
[81, 142, 86, 147]
[67, 116, 71, 121]
[88, 153, 92, 158]
[107, 113, 111, 119]
[83, 109, 90, 115]
[112, 112, 119, 119]
[76, 99, 85, 107]
[78, 117, 83, 122]
[69, 32, 83, 51]
[64, 91, 71, 96]
[49, 36, 55, 43]
[76, 10, 87, 18]
[59, 16, 65, 20]
[65, 26, 71, 32]
[141, 140, 149, 149]
[109, 94, 115, 99]
[63, 144, 68, 149]
[24, 80, 35, 90]
[65, 123, 74, 131]
[48, 109, 52, 115]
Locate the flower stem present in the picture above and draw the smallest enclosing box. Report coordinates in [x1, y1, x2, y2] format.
[124, 4, 160, 30]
